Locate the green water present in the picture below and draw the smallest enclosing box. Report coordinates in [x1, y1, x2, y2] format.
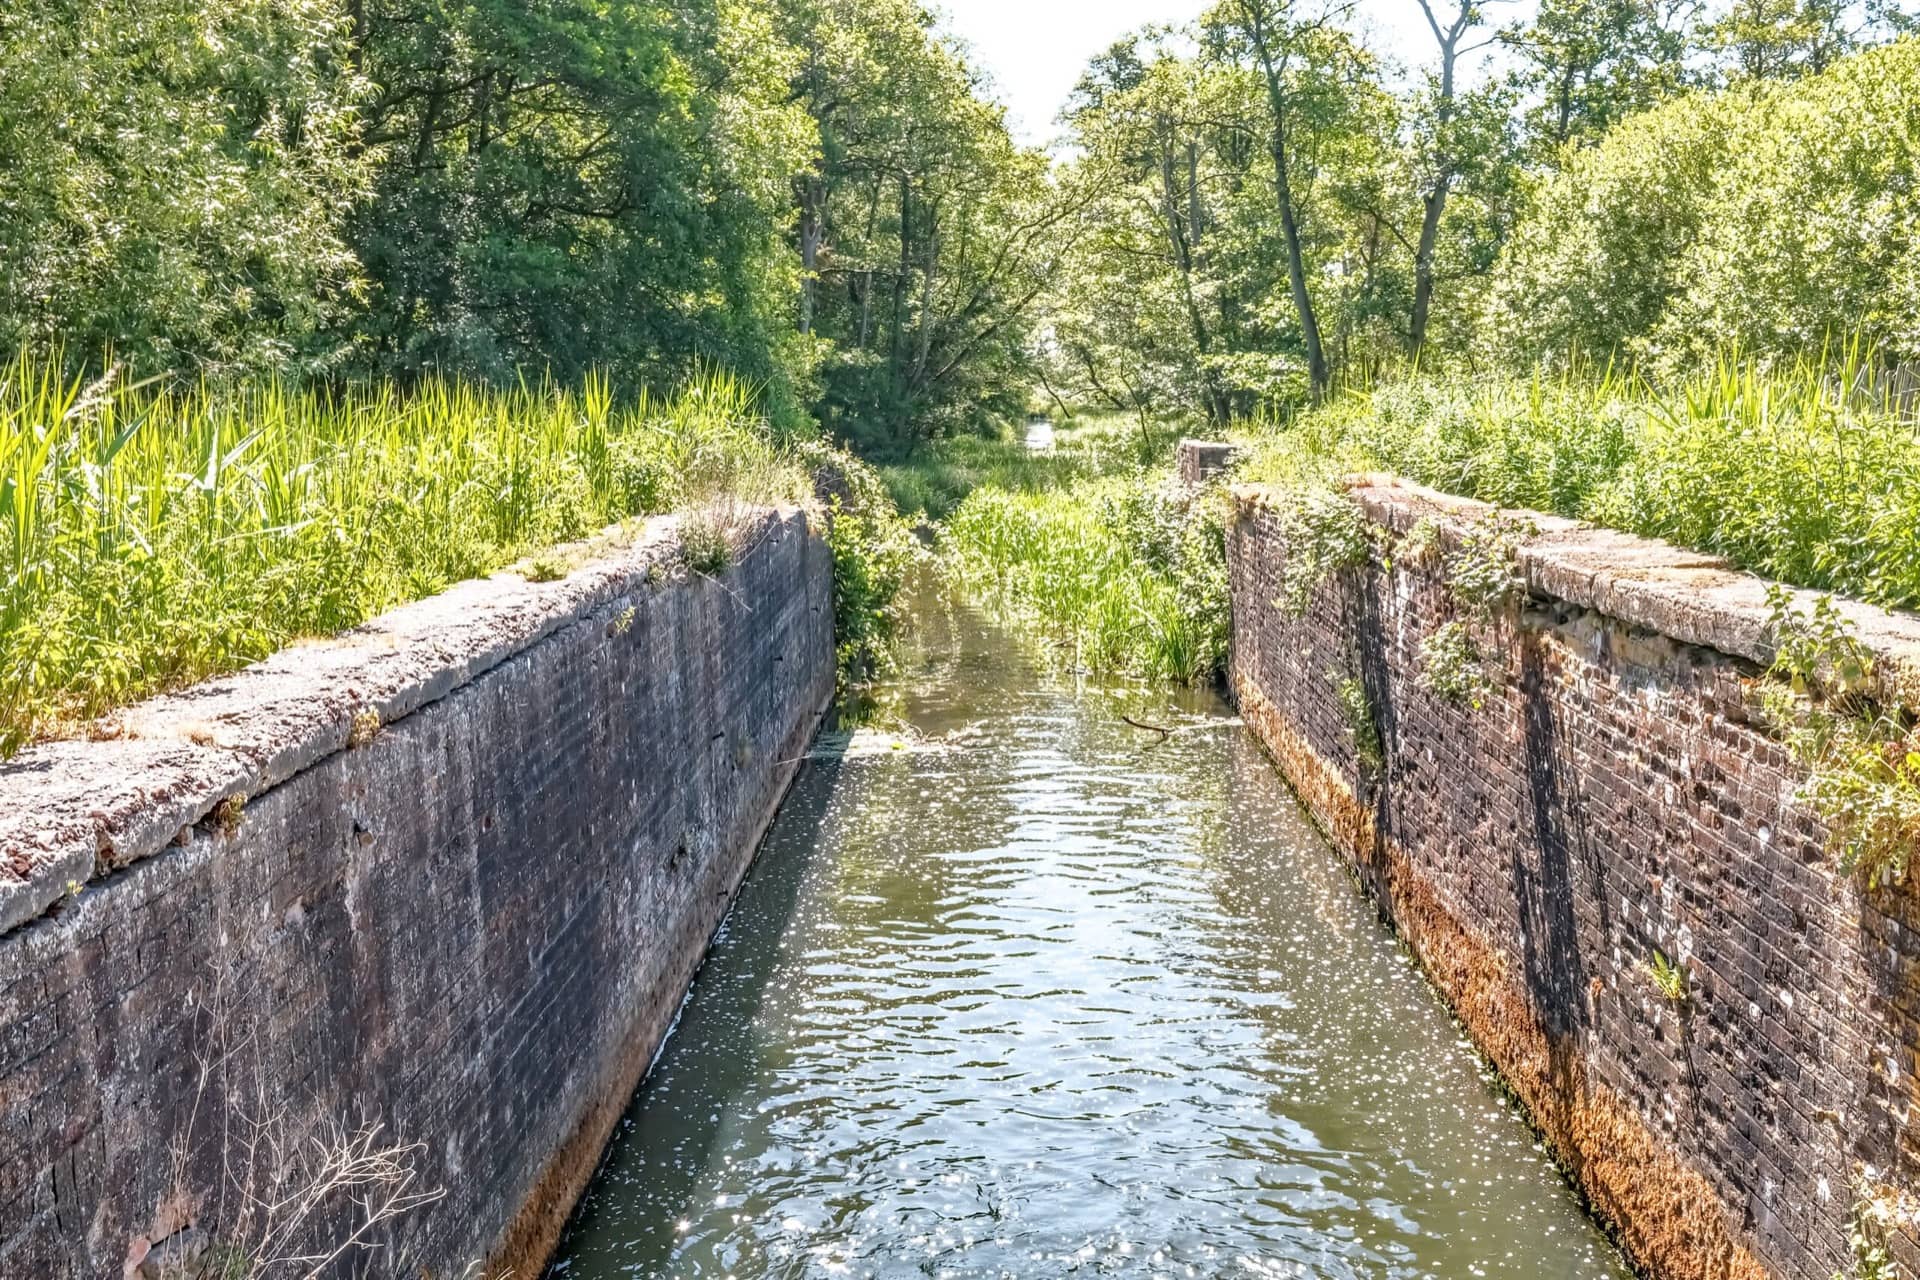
[546, 590, 1630, 1280]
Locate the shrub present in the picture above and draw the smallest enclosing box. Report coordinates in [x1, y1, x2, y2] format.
[1239, 355, 1920, 612]
[1489, 39, 1920, 370]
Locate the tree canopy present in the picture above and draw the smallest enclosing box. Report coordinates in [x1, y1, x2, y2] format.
[6, 0, 1920, 436]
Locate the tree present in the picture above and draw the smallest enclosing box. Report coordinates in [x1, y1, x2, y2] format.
[342, 0, 813, 400]
[1208, 0, 1342, 396]
[0, 0, 372, 376]
[1703, 0, 1864, 78]
[1502, 0, 1693, 152]
[1406, 0, 1510, 355]
[1487, 38, 1920, 370]
[780, 0, 1075, 451]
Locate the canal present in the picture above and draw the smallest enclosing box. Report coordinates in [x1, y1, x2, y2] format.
[546, 588, 1630, 1279]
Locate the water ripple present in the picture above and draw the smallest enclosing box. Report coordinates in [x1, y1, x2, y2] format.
[546, 593, 1630, 1280]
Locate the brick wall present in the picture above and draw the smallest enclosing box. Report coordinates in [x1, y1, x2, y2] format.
[1228, 478, 1920, 1280]
[1176, 438, 1242, 486]
[0, 508, 834, 1278]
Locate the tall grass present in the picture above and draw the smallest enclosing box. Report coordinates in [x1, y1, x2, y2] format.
[945, 476, 1229, 684]
[0, 355, 806, 751]
[1239, 349, 1920, 611]
[880, 415, 1166, 520]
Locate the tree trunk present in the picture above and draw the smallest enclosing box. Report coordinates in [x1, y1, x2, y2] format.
[1160, 131, 1230, 425]
[1409, 174, 1449, 355]
[797, 175, 824, 336]
[911, 214, 940, 383]
[1240, 2, 1330, 397]
[888, 174, 911, 374]
[1187, 142, 1204, 246]
[1272, 137, 1329, 396]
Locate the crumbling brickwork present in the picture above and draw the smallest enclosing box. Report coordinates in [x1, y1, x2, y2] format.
[0, 509, 834, 1278]
[1228, 478, 1920, 1280]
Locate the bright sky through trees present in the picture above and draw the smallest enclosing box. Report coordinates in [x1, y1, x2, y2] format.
[939, 0, 1517, 144]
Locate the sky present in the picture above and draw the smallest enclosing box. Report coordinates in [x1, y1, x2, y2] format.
[936, 0, 1511, 146]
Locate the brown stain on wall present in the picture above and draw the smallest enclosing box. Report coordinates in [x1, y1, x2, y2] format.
[0, 511, 839, 1279]
[1233, 675, 1769, 1280]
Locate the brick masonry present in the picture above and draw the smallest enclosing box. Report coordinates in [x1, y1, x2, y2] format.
[0, 508, 834, 1278]
[1176, 438, 1242, 486]
[1228, 477, 1920, 1280]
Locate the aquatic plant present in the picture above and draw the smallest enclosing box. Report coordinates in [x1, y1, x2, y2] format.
[944, 473, 1228, 685]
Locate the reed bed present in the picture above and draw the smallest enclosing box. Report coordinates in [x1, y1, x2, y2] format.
[944, 476, 1229, 684]
[1240, 349, 1920, 612]
[0, 357, 806, 751]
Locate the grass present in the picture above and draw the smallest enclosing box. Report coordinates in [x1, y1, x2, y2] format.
[1236, 346, 1920, 611]
[943, 472, 1229, 685]
[902, 412, 1231, 686]
[879, 414, 1169, 521]
[0, 355, 810, 752]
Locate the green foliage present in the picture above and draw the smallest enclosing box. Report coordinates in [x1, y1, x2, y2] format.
[1331, 669, 1384, 774]
[1419, 620, 1494, 707]
[679, 515, 735, 577]
[1834, 1183, 1901, 1280]
[795, 442, 918, 684]
[1240, 356, 1920, 611]
[1762, 587, 1920, 885]
[1491, 40, 1920, 370]
[1049, 18, 1441, 419]
[786, 0, 1060, 451]
[347, 0, 813, 404]
[945, 473, 1230, 684]
[821, 501, 913, 685]
[878, 416, 1154, 521]
[1645, 948, 1688, 1002]
[1500, 0, 1690, 153]
[0, 355, 805, 752]
[1273, 487, 1371, 618]
[1446, 511, 1537, 619]
[0, 0, 373, 376]
[1395, 517, 1445, 569]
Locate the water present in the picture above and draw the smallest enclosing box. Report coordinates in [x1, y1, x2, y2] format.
[547, 591, 1630, 1280]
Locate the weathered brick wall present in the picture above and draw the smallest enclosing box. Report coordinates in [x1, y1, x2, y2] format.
[0, 508, 834, 1278]
[1228, 478, 1920, 1280]
[1176, 438, 1242, 485]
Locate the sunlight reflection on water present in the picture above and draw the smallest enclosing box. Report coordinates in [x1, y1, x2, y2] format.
[545, 589, 1631, 1280]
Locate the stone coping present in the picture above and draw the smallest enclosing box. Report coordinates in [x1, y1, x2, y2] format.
[1232, 475, 1920, 706]
[0, 507, 809, 939]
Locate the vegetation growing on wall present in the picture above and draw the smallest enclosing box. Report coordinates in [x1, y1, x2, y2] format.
[1760, 588, 1920, 885]
[794, 442, 920, 685]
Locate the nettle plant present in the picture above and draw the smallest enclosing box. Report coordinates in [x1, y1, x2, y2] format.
[1417, 510, 1537, 709]
[1761, 586, 1920, 886]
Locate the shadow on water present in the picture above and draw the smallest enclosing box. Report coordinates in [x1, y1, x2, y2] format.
[545, 584, 1633, 1280]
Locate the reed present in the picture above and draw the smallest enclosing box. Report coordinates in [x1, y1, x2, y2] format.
[1239, 344, 1920, 611]
[944, 477, 1229, 685]
[0, 355, 806, 751]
